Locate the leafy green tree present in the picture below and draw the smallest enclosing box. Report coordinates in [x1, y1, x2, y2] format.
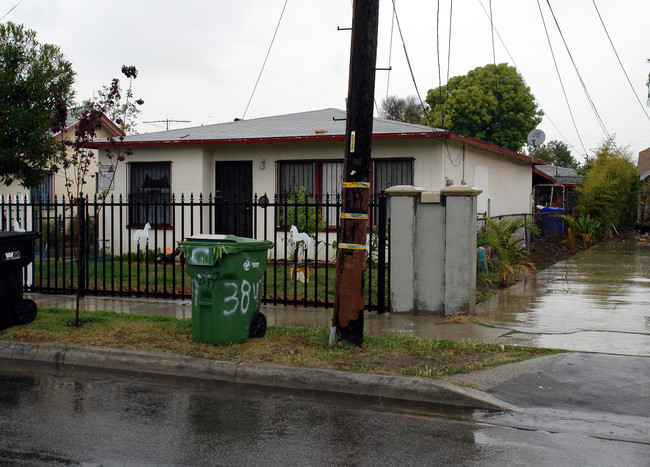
[528, 140, 579, 168]
[0, 22, 75, 187]
[380, 95, 423, 124]
[424, 63, 543, 152]
[577, 137, 640, 234]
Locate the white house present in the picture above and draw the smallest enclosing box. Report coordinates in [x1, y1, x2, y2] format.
[0, 111, 123, 203]
[95, 108, 542, 249]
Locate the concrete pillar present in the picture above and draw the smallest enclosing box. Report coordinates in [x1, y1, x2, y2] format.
[387, 185, 481, 316]
[441, 185, 481, 315]
[385, 186, 424, 314]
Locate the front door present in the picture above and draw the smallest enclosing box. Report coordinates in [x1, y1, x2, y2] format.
[214, 161, 253, 237]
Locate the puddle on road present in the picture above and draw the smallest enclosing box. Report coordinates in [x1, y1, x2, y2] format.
[475, 407, 650, 445]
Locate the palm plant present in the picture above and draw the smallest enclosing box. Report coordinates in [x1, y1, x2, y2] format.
[577, 214, 601, 248]
[477, 216, 539, 286]
[559, 213, 602, 253]
[559, 214, 580, 254]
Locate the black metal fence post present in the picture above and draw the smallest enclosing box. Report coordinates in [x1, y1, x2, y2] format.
[377, 191, 387, 314]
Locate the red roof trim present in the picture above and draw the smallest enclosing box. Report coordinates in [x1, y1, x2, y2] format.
[56, 113, 124, 141]
[92, 128, 544, 166]
[534, 167, 556, 183]
[445, 132, 546, 165]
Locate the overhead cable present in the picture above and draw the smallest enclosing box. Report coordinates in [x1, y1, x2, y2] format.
[389, 0, 431, 126]
[0, 0, 23, 21]
[536, 0, 589, 155]
[477, 0, 571, 147]
[446, 0, 453, 84]
[242, 0, 289, 120]
[545, 0, 610, 140]
[592, 0, 650, 123]
[385, 4, 396, 100]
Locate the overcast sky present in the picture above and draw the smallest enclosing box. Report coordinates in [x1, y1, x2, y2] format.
[4, 0, 650, 163]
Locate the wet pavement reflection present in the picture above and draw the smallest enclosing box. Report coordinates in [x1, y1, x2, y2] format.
[1, 362, 648, 465]
[477, 242, 650, 355]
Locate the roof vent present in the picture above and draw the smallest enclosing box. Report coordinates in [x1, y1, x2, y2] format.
[314, 126, 326, 134]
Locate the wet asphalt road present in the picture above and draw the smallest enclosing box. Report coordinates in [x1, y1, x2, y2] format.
[1, 362, 649, 466]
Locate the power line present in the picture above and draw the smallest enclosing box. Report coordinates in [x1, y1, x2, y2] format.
[488, 0, 500, 130]
[389, 0, 430, 126]
[477, 0, 571, 147]
[385, 3, 396, 101]
[592, 0, 650, 123]
[536, 0, 588, 156]
[242, 0, 289, 120]
[544, 0, 610, 141]
[446, 0, 453, 84]
[1, 0, 23, 21]
[435, 0, 445, 126]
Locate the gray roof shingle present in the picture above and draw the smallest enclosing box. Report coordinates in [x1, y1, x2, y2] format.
[124, 108, 441, 143]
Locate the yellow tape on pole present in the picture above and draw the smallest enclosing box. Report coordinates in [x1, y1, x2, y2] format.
[338, 243, 366, 250]
[342, 182, 370, 189]
[340, 213, 368, 220]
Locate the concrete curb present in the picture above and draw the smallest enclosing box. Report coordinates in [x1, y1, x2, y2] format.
[0, 340, 517, 412]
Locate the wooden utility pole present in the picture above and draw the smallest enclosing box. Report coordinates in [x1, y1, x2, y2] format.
[332, 0, 380, 346]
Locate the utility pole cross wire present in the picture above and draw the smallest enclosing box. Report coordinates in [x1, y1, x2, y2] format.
[332, 0, 380, 346]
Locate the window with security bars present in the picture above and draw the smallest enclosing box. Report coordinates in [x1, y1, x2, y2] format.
[373, 159, 413, 225]
[279, 162, 314, 200]
[373, 159, 413, 194]
[277, 161, 343, 228]
[30, 175, 52, 208]
[128, 162, 172, 227]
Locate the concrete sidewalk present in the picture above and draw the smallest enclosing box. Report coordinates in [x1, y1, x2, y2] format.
[25, 292, 508, 343]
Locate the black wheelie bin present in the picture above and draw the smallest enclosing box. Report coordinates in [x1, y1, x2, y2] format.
[0, 231, 40, 330]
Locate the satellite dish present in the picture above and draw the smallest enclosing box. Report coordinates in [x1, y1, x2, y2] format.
[527, 129, 546, 147]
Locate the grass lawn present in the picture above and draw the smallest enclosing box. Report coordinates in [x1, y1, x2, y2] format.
[0, 307, 561, 379]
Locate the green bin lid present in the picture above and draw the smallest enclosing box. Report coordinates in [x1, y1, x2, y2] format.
[180, 234, 273, 266]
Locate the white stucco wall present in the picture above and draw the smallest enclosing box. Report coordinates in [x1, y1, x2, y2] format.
[442, 139, 533, 216]
[90, 136, 532, 254]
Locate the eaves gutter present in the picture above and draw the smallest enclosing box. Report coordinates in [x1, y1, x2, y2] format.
[91, 129, 545, 167]
[533, 167, 556, 184]
[445, 132, 546, 165]
[90, 131, 444, 148]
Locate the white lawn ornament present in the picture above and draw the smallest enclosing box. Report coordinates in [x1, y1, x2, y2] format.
[289, 225, 313, 249]
[133, 223, 151, 246]
[290, 225, 313, 283]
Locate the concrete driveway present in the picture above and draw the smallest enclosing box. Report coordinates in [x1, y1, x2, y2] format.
[477, 241, 650, 356]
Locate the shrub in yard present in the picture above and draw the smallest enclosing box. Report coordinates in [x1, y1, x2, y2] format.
[477, 216, 539, 286]
[577, 138, 640, 235]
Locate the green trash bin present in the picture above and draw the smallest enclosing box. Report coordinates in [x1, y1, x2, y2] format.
[180, 234, 273, 345]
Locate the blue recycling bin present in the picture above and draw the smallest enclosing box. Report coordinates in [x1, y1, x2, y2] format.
[540, 207, 565, 236]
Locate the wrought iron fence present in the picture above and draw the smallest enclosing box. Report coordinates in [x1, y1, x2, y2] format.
[1, 192, 390, 312]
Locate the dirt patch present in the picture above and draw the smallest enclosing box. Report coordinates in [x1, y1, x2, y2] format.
[525, 235, 573, 271]
[525, 228, 638, 272]
[605, 229, 638, 243]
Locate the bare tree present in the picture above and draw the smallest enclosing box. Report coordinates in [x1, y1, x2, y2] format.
[51, 66, 143, 326]
[379, 95, 423, 124]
